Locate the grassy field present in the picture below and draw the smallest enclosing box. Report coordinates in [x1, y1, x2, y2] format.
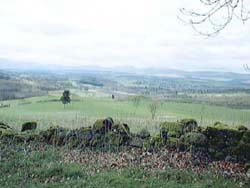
[1, 91, 250, 133]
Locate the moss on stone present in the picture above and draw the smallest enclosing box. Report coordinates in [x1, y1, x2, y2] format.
[244, 163, 250, 171]
[160, 122, 184, 138]
[93, 118, 114, 134]
[112, 123, 130, 135]
[137, 128, 150, 139]
[0, 122, 11, 130]
[21, 122, 37, 132]
[241, 131, 250, 144]
[149, 134, 165, 148]
[93, 119, 104, 130]
[236, 125, 249, 132]
[39, 126, 69, 146]
[14, 130, 40, 142]
[0, 128, 14, 136]
[180, 119, 198, 133]
[202, 124, 250, 161]
[160, 119, 199, 138]
[180, 132, 207, 147]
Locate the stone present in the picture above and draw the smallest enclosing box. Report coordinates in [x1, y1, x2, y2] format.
[21, 122, 37, 132]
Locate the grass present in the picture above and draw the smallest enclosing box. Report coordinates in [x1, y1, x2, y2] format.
[0, 142, 246, 188]
[1, 91, 250, 133]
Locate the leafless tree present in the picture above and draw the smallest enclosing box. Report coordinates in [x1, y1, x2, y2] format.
[180, 0, 250, 36]
[149, 101, 158, 120]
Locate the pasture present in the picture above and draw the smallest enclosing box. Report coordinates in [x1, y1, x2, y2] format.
[1, 90, 250, 133]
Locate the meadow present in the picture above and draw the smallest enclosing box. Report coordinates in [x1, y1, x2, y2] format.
[1, 90, 250, 134]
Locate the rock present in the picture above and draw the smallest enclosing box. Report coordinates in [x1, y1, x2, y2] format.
[180, 132, 208, 147]
[76, 127, 93, 141]
[0, 122, 14, 137]
[137, 128, 150, 139]
[21, 122, 37, 132]
[236, 125, 248, 131]
[0, 122, 11, 129]
[130, 136, 144, 148]
[0, 128, 14, 136]
[160, 122, 184, 138]
[180, 119, 198, 133]
[93, 118, 114, 134]
[241, 131, 250, 144]
[160, 119, 198, 138]
[149, 134, 165, 148]
[244, 163, 250, 171]
[225, 155, 237, 163]
[202, 125, 250, 161]
[160, 130, 168, 139]
[246, 169, 250, 178]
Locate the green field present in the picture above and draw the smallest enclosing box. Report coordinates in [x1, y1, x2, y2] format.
[1, 91, 250, 133]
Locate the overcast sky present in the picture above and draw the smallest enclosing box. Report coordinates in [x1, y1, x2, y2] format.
[0, 0, 249, 72]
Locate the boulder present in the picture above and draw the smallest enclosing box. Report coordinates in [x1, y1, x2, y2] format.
[236, 125, 248, 131]
[180, 119, 198, 133]
[149, 134, 165, 148]
[180, 132, 207, 147]
[202, 124, 250, 161]
[39, 126, 68, 145]
[21, 122, 37, 132]
[93, 117, 114, 134]
[0, 122, 11, 129]
[241, 131, 250, 144]
[160, 119, 198, 138]
[160, 122, 184, 138]
[137, 128, 150, 139]
[0, 122, 14, 137]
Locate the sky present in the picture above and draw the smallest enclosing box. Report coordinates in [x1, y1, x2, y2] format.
[0, 0, 249, 72]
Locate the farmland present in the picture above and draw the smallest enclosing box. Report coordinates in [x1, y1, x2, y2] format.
[1, 90, 250, 134]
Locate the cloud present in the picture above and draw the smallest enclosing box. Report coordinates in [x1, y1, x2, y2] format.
[0, 0, 249, 72]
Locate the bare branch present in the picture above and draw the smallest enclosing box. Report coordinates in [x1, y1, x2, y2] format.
[180, 0, 250, 36]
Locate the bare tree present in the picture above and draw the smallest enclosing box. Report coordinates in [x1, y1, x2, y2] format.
[149, 101, 158, 120]
[180, 0, 250, 36]
[132, 96, 141, 109]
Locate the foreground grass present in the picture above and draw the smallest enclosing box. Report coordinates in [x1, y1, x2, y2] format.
[0, 142, 248, 188]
